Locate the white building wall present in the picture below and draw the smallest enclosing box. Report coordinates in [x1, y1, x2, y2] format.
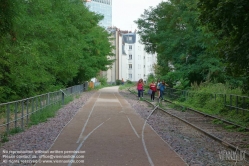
[119, 37, 128, 81]
[117, 31, 157, 83]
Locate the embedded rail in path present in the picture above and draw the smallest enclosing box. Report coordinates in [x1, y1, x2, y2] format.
[36, 86, 187, 166]
[128, 87, 249, 165]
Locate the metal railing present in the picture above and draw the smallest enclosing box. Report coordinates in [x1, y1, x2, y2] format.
[0, 82, 88, 134]
[164, 88, 249, 114]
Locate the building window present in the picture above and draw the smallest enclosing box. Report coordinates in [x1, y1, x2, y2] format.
[129, 54, 132, 60]
[129, 36, 132, 41]
[129, 45, 132, 50]
[129, 64, 132, 69]
[129, 74, 132, 79]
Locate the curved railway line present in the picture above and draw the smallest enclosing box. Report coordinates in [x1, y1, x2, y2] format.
[127, 87, 249, 165]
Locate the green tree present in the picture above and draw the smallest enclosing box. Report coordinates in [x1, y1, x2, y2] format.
[198, 0, 249, 92]
[135, 0, 223, 87]
[0, 0, 113, 102]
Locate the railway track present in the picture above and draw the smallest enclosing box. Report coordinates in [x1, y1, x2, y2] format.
[127, 87, 249, 165]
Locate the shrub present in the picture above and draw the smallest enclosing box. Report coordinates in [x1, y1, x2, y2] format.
[97, 76, 107, 86]
[126, 80, 133, 84]
[116, 79, 122, 85]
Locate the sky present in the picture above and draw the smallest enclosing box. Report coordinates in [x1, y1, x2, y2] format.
[112, 0, 163, 31]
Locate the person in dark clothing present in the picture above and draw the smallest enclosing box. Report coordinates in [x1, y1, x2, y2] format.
[159, 80, 168, 101]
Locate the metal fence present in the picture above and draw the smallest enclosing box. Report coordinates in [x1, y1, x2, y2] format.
[164, 88, 249, 114]
[0, 82, 88, 135]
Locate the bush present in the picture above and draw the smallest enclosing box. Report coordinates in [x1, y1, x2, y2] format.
[97, 76, 107, 86]
[116, 79, 122, 85]
[126, 80, 133, 84]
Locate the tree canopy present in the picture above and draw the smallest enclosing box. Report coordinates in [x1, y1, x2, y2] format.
[135, 0, 248, 92]
[0, 0, 114, 102]
[198, 0, 249, 91]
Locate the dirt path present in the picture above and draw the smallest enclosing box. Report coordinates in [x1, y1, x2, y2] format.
[36, 86, 187, 166]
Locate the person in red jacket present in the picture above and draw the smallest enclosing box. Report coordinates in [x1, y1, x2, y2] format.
[149, 81, 157, 101]
[137, 79, 143, 100]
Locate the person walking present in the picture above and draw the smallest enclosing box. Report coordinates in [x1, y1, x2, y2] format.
[159, 80, 168, 101]
[149, 81, 157, 101]
[121, 78, 124, 85]
[141, 79, 145, 98]
[137, 79, 143, 100]
[156, 79, 161, 98]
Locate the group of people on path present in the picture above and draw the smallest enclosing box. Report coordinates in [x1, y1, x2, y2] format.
[137, 78, 168, 101]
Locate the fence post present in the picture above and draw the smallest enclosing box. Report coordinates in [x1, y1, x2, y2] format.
[6, 104, 10, 134]
[21, 101, 24, 130]
[236, 96, 238, 114]
[32, 98, 34, 114]
[224, 94, 226, 106]
[243, 97, 245, 115]
[26, 99, 29, 125]
[47, 93, 50, 105]
[15, 102, 17, 129]
[61, 91, 65, 105]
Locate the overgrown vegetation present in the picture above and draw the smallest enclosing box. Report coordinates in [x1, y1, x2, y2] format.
[119, 81, 135, 91]
[97, 76, 108, 86]
[0, 0, 114, 103]
[135, 0, 249, 94]
[135, 0, 249, 127]
[164, 83, 249, 127]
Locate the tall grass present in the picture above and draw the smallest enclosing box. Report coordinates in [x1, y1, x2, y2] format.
[29, 96, 73, 126]
[174, 82, 249, 127]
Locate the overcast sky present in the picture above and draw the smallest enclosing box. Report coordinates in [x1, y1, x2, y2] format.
[112, 0, 163, 31]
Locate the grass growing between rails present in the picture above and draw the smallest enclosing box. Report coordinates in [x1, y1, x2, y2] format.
[166, 82, 249, 129]
[28, 96, 73, 126]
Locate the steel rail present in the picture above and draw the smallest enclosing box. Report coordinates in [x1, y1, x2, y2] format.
[127, 87, 249, 159]
[164, 99, 249, 131]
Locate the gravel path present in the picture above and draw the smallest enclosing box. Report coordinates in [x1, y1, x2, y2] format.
[1, 89, 248, 166]
[0, 91, 96, 166]
[119, 89, 249, 166]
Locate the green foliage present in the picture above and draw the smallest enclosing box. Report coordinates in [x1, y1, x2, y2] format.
[198, 0, 249, 92]
[146, 74, 156, 85]
[0, 132, 8, 143]
[29, 104, 61, 126]
[135, 0, 225, 90]
[126, 80, 133, 84]
[116, 79, 122, 85]
[135, 0, 249, 93]
[97, 76, 107, 86]
[119, 82, 134, 90]
[212, 119, 223, 125]
[29, 96, 73, 126]
[237, 127, 246, 132]
[0, 0, 114, 103]
[182, 83, 243, 115]
[191, 82, 242, 95]
[9, 127, 23, 135]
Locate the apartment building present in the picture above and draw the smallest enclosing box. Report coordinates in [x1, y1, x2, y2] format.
[84, 1, 156, 83]
[121, 31, 157, 82]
